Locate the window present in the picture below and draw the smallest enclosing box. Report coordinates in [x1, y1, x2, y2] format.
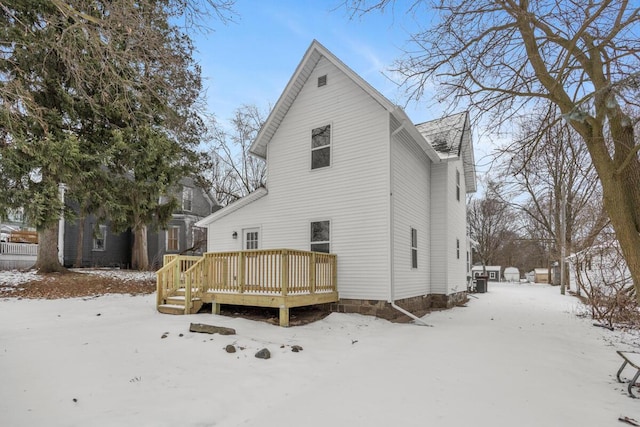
[311, 125, 331, 169]
[456, 238, 460, 259]
[456, 169, 461, 201]
[167, 226, 180, 251]
[318, 75, 327, 87]
[411, 228, 418, 269]
[93, 225, 107, 251]
[182, 187, 193, 211]
[310, 220, 330, 253]
[245, 229, 259, 250]
[192, 227, 207, 252]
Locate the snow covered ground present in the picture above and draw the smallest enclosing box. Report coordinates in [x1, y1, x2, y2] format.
[1, 282, 639, 426]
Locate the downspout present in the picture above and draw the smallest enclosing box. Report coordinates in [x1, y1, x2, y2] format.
[389, 118, 431, 326]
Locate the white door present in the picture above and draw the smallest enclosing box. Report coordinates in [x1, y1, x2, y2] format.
[243, 228, 259, 250]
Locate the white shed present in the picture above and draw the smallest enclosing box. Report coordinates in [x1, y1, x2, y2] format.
[503, 267, 520, 282]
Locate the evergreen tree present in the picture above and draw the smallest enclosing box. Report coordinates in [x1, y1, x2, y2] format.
[0, 0, 230, 271]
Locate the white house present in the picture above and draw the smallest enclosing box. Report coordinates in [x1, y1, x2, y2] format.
[196, 40, 477, 319]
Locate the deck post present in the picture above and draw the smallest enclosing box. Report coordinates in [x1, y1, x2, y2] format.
[281, 250, 289, 296]
[202, 255, 209, 293]
[174, 260, 180, 291]
[212, 301, 221, 315]
[279, 305, 290, 327]
[309, 252, 316, 294]
[238, 251, 245, 293]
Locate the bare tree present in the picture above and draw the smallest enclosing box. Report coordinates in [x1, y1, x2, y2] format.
[468, 182, 517, 268]
[500, 107, 609, 279]
[203, 105, 266, 206]
[345, 0, 640, 298]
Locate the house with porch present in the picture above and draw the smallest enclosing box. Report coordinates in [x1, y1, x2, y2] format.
[157, 40, 477, 325]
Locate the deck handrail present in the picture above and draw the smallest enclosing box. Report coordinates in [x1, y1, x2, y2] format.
[198, 249, 337, 296]
[156, 255, 202, 310]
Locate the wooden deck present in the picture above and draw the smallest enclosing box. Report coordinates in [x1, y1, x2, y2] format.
[156, 250, 338, 326]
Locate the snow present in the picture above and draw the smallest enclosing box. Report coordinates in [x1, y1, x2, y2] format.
[1, 282, 639, 426]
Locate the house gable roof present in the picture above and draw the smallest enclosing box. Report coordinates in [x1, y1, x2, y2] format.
[249, 40, 440, 162]
[194, 187, 268, 227]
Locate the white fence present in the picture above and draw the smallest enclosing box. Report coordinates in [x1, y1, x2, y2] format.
[0, 242, 38, 269]
[1, 242, 38, 256]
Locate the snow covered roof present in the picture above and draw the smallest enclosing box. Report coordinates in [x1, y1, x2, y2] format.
[416, 112, 477, 193]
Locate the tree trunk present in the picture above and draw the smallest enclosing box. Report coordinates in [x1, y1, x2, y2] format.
[35, 223, 65, 273]
[582, 117, 640, 302]
[131, 224, 149, 270]
[74, 215, 85, 268]
[601, 174, 640, 302]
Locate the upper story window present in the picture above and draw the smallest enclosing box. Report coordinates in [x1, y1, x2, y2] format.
[411, 228, 418, 269]
[311, 125, 331, 170]
[456, 169, 461, 201]
[182, 187, 193, 211]
[311, 220, 330, 253]
[93, 225, 107, 251]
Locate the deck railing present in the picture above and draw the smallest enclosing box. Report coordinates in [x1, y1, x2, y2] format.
[193, 249, 336, 295]
[160, 249, 338, 312]
[156, 255, 202, 309]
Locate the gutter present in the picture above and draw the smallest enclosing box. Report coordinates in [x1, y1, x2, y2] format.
[388, 115, 432, 327]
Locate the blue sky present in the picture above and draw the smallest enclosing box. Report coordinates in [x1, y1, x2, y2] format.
[193, 1, 496, 181]
[193, 0, 441, 124]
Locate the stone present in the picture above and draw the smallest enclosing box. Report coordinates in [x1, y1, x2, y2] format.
[255, 348, 271, 359]
[291, 345, 303, 352]
[225, 344, 236, 353]
[189, 323, 236, 335]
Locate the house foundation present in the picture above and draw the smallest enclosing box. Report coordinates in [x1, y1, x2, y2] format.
[329, 291, 467, 321]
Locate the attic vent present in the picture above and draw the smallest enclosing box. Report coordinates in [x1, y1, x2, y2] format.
[317, 75, 327, 87]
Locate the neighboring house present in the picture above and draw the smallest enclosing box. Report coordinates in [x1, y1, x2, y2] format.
[196, 40, 477, 318]
[567, 243, 632, 291]
[0, 209, 38, 269]
[63, 177, 218, 268]
[471, 265, 502, 282]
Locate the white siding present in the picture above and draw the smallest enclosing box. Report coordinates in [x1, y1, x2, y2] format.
[391, 129, 431, 300]
[208, 56, 391, 300]
[429, 159, 468, 295]
[446, 159, 468, 294]
[430, 162, 448, 293]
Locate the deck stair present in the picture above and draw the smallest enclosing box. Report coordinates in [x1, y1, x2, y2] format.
[158, 288, 203, 315]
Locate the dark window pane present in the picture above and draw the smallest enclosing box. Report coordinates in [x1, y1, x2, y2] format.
[312, 125, 330, 148]
[311, 243, 330, 253]
[311, 147, 330, 169]
[311, 221, 330, 242]
[412, 248, 418, 268]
